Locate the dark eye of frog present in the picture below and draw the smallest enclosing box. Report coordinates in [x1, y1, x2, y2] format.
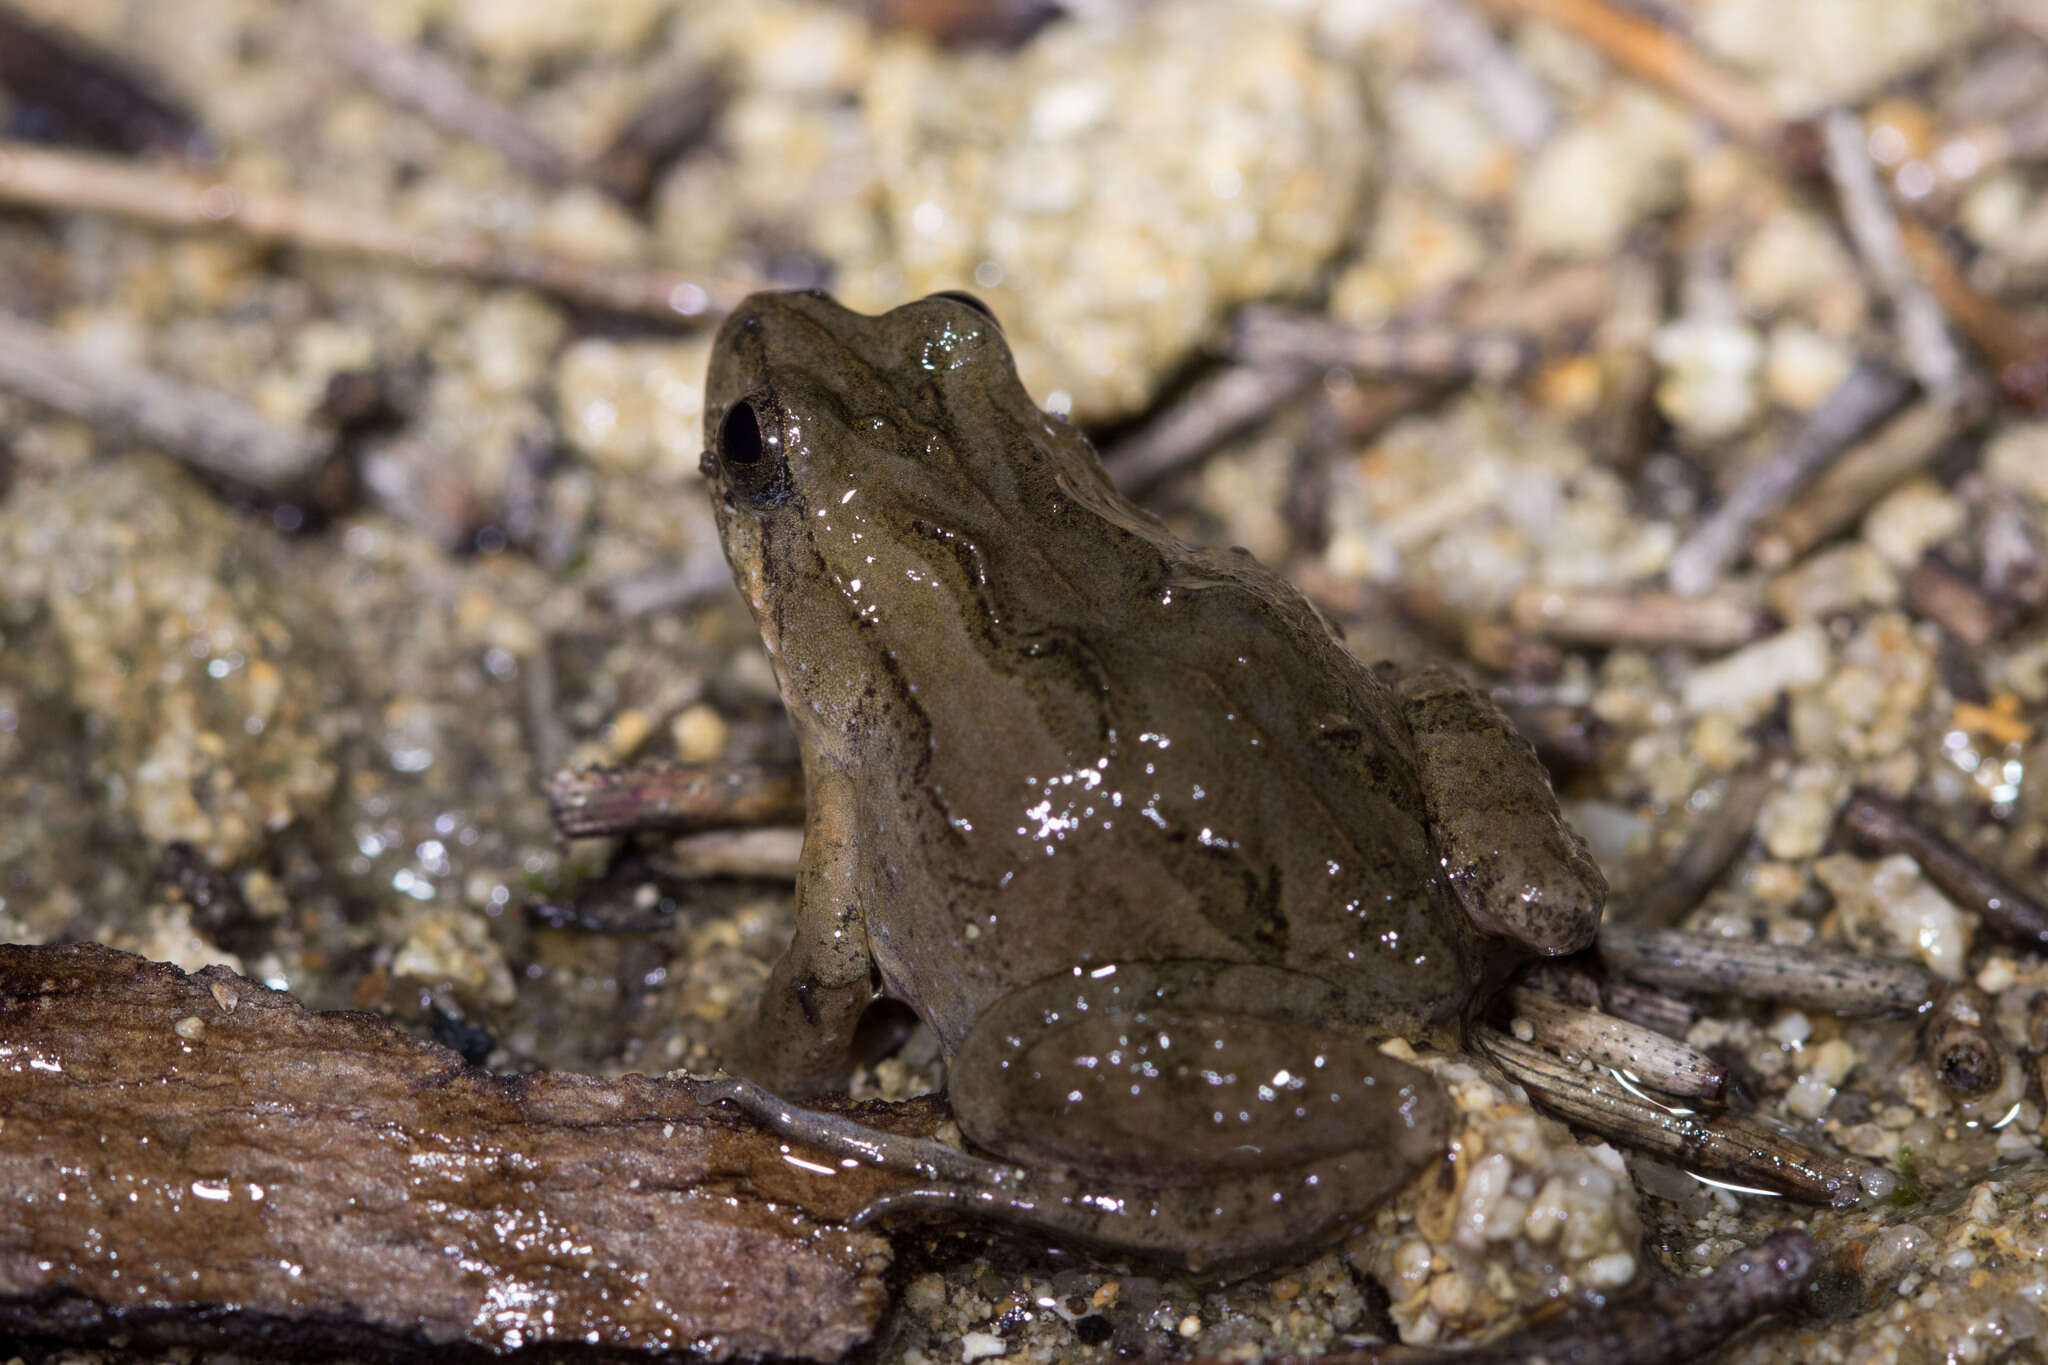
[710, 397, 791, 506]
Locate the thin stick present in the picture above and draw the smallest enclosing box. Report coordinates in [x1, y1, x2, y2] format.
[1230, 307, 1540, 383]
[0, 310, 334, 497]
[1100, 363, 1316, 496]
[587, 66, 730, 205]
[1820, 110, 1969, 405]
[1749, 397, 1961, 570]
[1476, 0, 1783, 148]
[1479, 1029, 1869, 1206]
[0, 138, 752, 321]
[1665, 357, 1913, 594]
[1508, 987, 1728, 1101]
[1600, 927, 1936, 1016]
[332, 30, 575, 186]
[1897, 217, 2048, 409]
[1839, 789, 2048, 949]
[548, 760, 805, 839]
[1430, 0, 1556, 148]
[1611, 757, 1775, 928]
[1509, 583, 1775, 650]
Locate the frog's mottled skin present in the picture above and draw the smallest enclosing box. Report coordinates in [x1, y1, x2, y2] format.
[699, 290, 1604, 1266]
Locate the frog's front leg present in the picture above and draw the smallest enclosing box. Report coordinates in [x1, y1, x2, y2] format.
[1388, 663, 1605, 956]
[715, 962, 1453, 1266]
[741, 764, 876, 1096]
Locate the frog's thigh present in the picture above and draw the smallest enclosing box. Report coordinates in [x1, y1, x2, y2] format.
[949, 964, 1450, 1192]
[743, 765, 877, 1096]
[1388, 663, 1605, 956]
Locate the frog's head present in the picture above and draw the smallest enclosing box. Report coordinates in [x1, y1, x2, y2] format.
[701, 289, 1102, 752]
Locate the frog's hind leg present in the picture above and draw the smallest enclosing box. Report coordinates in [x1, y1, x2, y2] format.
[1388, 663, 1605, 956]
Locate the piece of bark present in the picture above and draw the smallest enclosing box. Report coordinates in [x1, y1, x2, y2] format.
[0, 942, 940, 1361]
[1509, 583, 1776, 650]
[586, 66, 731, 205]
[333, 30, 576, 186]
[1749, 398, 1962, 570]
[1610, 756, 1775, 928]
[1100, 363, 1317, 496]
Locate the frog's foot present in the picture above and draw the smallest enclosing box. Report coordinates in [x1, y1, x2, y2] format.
[1389, 663, 1605, 956]
[699, 1076, 1026, 1188]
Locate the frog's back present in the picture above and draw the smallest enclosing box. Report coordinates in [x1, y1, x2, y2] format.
[856, 400, 1489, 1047]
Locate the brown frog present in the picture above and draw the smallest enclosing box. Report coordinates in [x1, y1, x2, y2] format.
[698, 289, 1604, 1266]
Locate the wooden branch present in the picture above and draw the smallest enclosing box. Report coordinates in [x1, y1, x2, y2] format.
[0, 310, 335, 498]
[1478, 1029, 1868, 1206]
[1507, 986, 1729, 1100]
[0, 138, 753, 320]
[1600, 927, 1936, 1016]
[0, 943, 942, 1360]
[332, 29, 576, 186]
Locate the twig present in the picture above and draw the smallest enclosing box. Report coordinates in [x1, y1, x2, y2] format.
[1610, 756, 1776, 928]
[1430, 0, 1556, 148]
[1230, 307, 1540, 383]
[1897, 217, 2048, 409]
[1665, 357, 1913, 594]
[1921, 984, 2025, 1116]
[1507, 987, 1728, 1101]
[1478, 1029, 1869, 1206]
[1476, 0, 1783, 148]
[1509, 583, 1776, 650]
[332, 29, 575, 186]
[0, 138, 752, 320]
[1838, 789, 2048, 949]
[1749, 397, 1961, 570]
[587, 65, 731, 205]
[548, 760, 806, 839]
[1600, 927, 1936, 1016]
[1100, 363, 1316, 496]
[0, 309, 335, 498]
[1602, 978, 1703, 1039]
[656, 826, 805, 881]
[0, 3, 207, 156]
[1821, 110, 1970, 405]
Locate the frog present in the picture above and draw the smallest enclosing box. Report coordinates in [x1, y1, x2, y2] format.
[696, 289, 1605, 1268]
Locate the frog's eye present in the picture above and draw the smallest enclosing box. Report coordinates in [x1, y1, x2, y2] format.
[714, 398, 791, 506]
[931, 290, 1002, 329]
[720, 400, 764, 466]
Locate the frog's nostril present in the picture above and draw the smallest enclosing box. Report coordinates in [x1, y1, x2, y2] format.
[721, 402, 764, 466]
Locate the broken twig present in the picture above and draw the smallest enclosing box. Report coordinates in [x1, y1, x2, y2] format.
[1479, 1029, 1868, 1205]
[656, 826, 805, 881]
[1611, 756, 1776, 928]
[0, 310, 335, 498]
[1665, 357, 1913, 594]
[333, 29, 576, 186]
[0, 138, 752, 320]
[1749, 398, 1961, 570]
[1600, 927, 1935, 1016]
[1509, 583, 1775, 650]
[1101, 363, 1316, 496]
[1507, 987, 1728, 1101]
[1838, 788, 2048, 949]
